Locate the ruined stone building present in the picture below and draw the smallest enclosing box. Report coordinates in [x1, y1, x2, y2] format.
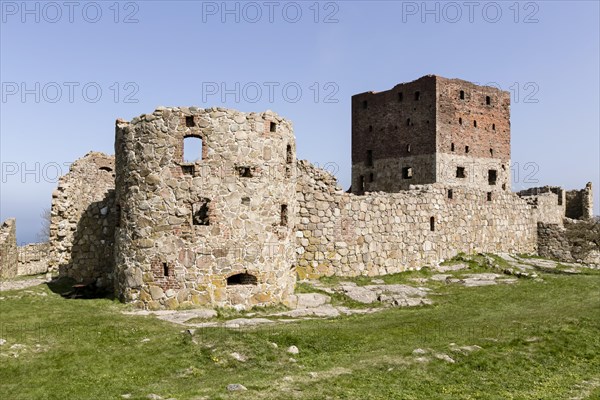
[2, 75, 594, 309]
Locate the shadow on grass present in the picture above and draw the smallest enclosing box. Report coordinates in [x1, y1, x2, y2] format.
[46, 276, 115, 300]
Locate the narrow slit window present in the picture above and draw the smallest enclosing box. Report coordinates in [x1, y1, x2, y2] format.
[460, 90, 465, 100]
[402, 167, 413, 179]
[366, 150, 373, 167]
[473, 120, 477, 127]
[359, 176, 365, 193]
[430, 217, 435, 232]
[406, 144, 411, 153]
[459, 117, 462, 125]
[414, 91, 420, 101]
[162, 262, 169, 277]
[115, 204, 121, 227]
[398, 92, 403, 102]
[183, 136, 203, 163]
[487, 192, 492, 201]
[368, 172, 374, 182]
[451, 143, 455, 152]
[465, 146, 469, 153]
[448, 189, 453, 199]
[490, 148, 494, 156]
[280, 204, 288, 226]
[286, 145, 293, 164]
[492, 123, 496, 131]
[486, 96, 491, 105]
[406, 118, 411, 126]
[362, 100, 368, 109]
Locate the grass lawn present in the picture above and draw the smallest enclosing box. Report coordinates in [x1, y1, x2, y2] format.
[1, 262, 599, 399]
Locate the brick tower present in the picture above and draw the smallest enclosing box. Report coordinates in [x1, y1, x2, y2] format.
[351, 75, 511, 193]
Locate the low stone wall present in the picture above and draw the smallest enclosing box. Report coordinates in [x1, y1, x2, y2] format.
[18, 243, 50, 276]
[537, 223, 573, 262]
[537, 219, 600, 264]
[295, 162, 537, 279]
[0, 219, 18, 279]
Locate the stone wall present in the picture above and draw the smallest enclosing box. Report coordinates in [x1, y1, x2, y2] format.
[537, 219, 600, 264]
[49, 152, 116, 287]
[18, 243, 50, 276]
[114, 107, 297, 310]
[295, 162, 536, 279]
[0, 219, 18, 279]
[517, 187, 565, 225]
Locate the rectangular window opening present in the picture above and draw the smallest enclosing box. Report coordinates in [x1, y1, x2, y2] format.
[181, 164, 195, 175]
[456, 167, 466, 178]
[162, 262, 169, 277]
[185, 116, 195, 127]
[270, 122, 277, 132]
[402, 167, 413, 179]
[488, 169, 497, 185]
[487, 192, 492, 201]
[448, 189, 453, 199]
[238, 167, 253, 177]
[366, 150, 373, 167]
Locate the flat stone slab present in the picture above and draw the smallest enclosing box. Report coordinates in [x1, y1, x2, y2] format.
[340, 285, 378, 304]
[430, 274, 452, 282]
[286, 293, 331, 309]
[275, 305, 340, 318]
[433, 263, 468, 272]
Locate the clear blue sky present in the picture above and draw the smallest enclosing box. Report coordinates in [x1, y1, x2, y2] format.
[1, 0, 599, 244]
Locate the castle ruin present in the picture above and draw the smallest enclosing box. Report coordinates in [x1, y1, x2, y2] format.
[1, 75, 595, 309]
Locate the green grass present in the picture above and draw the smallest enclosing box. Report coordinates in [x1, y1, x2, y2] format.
[1, 264, 599, 399]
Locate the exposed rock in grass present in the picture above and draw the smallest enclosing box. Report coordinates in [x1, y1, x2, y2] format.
[230, 352, 247, 362]
[226, 384, 247, 391]
[287, 345, 299, 354]
[435, 353, 455, 363]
